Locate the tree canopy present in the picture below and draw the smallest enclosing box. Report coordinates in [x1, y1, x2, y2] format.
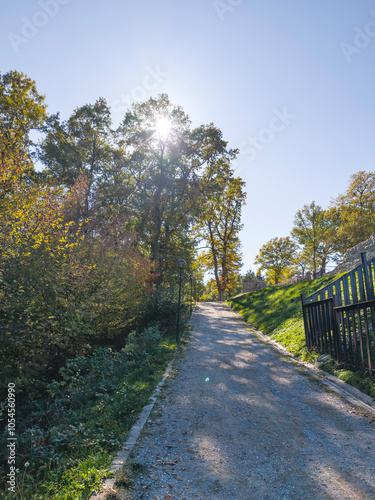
[254, 236, 297, 284]
[0, 70, 47, 172]
[291, 201, 338, 276]
[330, 170, 375, 253]
[1, 72, 246, 390]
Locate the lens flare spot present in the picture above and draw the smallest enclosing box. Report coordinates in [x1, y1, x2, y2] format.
[155, 117, 172, 139]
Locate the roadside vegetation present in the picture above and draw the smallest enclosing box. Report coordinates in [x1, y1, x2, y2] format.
[319, 361, 375, 399]
[1, 326, 183, 500]
[1, 70, 242, 498]
[227, 278, 375, 399]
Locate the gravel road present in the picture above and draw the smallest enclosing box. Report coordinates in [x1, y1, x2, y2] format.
[118, 302, 375, 500]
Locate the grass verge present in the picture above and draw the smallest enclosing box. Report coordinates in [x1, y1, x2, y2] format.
[1, 328, 178, 499]
[227, 278, 375, 399]
[320, 360, 375, 399]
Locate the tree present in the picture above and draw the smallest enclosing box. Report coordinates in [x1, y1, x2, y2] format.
[330, 171, 375, 253]
[291, 202, 321, 275]
[0, 70, 47, 170]
[115, 94, 235, 284]
[291, 201, 337, 275]
[293, 250, 308, 277]
[38, 98, 113, 218]
[39, 93, 239, 288]
[317, 208, 341, 272]
[0, 157, 81, 379]
[197, 163, 246, 301]
[254, 237, 296, 284]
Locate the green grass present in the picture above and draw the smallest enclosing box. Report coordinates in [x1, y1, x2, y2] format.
[227, 277, 375, 397]
[1, 328, 178, 500]
[227, 276, 334, 348]
[321, 361, 375, 399]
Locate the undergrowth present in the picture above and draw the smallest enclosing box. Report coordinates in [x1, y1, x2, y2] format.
[0, 326, 178, 499]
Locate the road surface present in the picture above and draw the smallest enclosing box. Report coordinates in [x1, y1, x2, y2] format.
[118, 302, 375, 499]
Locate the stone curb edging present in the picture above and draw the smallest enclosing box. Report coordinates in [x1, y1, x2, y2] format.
[90, 358, 175, 499]
[227, 306, 375, 417]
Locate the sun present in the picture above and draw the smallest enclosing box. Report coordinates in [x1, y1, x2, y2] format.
[155, 117, 172, 140]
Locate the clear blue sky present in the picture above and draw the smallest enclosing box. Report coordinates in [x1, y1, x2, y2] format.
[2, 0, 375, 273]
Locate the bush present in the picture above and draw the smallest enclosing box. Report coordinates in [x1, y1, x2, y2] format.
[0, 165, 155, 401]
[123, 327, 161, 360]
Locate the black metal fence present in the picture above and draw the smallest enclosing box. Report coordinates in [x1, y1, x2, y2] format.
[301, 253, 375, 375]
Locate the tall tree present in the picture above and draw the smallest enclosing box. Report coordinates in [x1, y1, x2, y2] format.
[38, 98, 113, 218]
[254, 237, 296, 284]
[116, 94, 235, 284]
[291, 202, 321, 275]
[291, 201, 337, 275]
[330, 170, 375, 253]
[0, 70, 47, 170]
[197, 161, 246, 301]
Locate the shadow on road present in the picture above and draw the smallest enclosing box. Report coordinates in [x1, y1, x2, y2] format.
[126, 302, 375, 499]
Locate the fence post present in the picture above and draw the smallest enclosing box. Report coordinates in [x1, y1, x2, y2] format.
[361, 252, 374, 300]
[332, 294, 342, 364]
[301, 294, 310, 348]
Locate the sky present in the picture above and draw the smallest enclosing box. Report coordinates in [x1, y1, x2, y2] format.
[1, 0, 375, 274]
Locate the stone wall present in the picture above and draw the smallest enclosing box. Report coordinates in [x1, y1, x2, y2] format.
[243, 279, 267, 293]
[332, 232, 375, 274]
[274, 274, 311, 287]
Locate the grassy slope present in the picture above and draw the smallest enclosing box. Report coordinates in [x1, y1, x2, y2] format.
[227, 277, 375, 398]
[228, 276, 333, 362]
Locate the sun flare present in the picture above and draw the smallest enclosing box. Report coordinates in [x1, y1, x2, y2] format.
[155, 117, 172, 139]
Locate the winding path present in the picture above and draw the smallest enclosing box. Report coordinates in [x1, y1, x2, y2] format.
[119, 302, 375, 499]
